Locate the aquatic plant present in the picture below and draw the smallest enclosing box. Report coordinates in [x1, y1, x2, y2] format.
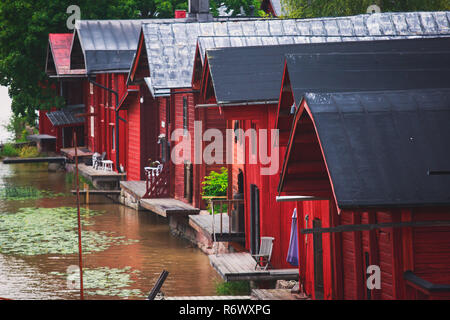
[0, 207, 139, 256]
[0, 185, 66, 201]
[50, 266, 143, 299]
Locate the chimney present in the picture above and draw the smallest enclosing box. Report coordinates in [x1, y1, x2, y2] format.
[175, 10, 186, 19]
[188, 0, 213, 22]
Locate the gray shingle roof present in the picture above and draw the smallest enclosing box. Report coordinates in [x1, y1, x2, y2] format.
[197, 35, 323, 64]
[141, 11, 450, 95]
[72, 19, 187, 74]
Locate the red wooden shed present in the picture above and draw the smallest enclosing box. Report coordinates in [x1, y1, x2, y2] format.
[44, 33, 87, 152]
[197, 36, 450, 274]
[277, 46, 450, 300]
[69, 20, 164, 173]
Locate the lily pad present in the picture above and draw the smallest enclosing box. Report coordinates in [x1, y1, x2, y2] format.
[0, 185, 66, 201]
[51, 266, 144, 299]
[0, 207, 139, 256]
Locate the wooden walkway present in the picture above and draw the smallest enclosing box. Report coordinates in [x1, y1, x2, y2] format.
[251, 289, 309, 300]
[189, 214, 245, 242]
[141, 198, 200, 217]
[60, 147, 94, 160]
[78, 163, 126, 178]
[209, 252, 299, 282]
[121, 180, 200, 217]
[164, 295, 251, 300]
[120, 180, 146, 198]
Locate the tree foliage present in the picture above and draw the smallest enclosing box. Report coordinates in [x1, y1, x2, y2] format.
[281, 0, 450, 19]
[202, 167, 228, 197]
[210, 0, 266, 17]
[0, 0, 262, 125]
[0, 1, 136, 123]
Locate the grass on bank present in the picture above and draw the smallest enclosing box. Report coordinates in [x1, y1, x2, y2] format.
[0, 144, 43, 159]
[215, 281, 251, 296]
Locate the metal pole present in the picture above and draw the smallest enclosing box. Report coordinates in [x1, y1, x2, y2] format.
[74, 132, 84, 300]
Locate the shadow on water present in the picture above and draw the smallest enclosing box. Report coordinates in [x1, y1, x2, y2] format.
[0, 163, 221, 300]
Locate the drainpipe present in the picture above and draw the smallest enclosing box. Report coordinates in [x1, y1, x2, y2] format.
[88, 75, 124, 173]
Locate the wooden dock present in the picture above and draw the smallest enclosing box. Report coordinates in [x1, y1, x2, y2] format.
[140, 198, 199, 217]
[77, 163, 126, 190]
[189, 214, 245, 242]
[209, 252, 299, 282]
[120, 180, 146, 198]
[3, 156, 66, 164]
[60, 147, 94, 161]
[251, 289, 309, 300]
[120, 180, 200, 217]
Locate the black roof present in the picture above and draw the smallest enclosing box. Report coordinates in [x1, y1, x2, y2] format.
[46, 105, 85, 127]
[303, 89, 450, 208]
[206, 37, 450, 104]
[286, 51, 450, 106]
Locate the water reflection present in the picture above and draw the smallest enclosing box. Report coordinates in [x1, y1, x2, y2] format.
[0, 163, 221, 299]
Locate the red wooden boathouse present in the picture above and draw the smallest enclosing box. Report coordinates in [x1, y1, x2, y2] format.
[276, 46, 450, 299]
[69, 19, 186, 173]
[44, 33, 87, 152]
[196, 36, 450, 272]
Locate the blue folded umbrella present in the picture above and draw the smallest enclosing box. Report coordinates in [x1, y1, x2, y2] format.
[286, 208, 299, 266]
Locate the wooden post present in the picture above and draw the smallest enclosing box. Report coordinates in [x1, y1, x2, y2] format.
[85, 183, 90, 205]
[73, 132, 84, 300]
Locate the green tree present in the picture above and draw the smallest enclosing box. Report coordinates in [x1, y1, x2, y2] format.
[210, 0, 266, 17]
[0, 0, 239, 125]
[281, 0, 450, 19]
[0, 1, 138, 124]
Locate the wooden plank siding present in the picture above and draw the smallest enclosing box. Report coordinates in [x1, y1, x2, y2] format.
[126, 92, 142, 181]
[220, 104, 298, 271]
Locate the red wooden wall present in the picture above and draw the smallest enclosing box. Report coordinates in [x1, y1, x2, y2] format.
[86, 73, 129, 172]
[280, 99, 450, 300]
[223, 103, 297, 270]
[39, 79, 88, 152]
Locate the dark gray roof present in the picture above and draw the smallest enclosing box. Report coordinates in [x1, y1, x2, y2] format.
[197, 35, 322, 64]
[303, 89, 450, 208]
[205, 37, 450, 104]
[71, 19, 187, 74]
[286, 49, 450, 107]
[142, 11, 450, 95]
[46, 105, 85, 127]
